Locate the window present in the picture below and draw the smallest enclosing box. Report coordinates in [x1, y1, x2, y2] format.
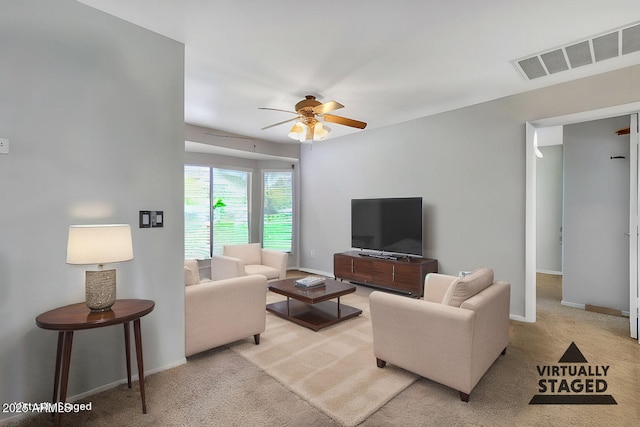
[211, 168, 249, 255]
[184, 166, 210, 259]
[262, 170, 293, 252]
[184, 166, 250, 258]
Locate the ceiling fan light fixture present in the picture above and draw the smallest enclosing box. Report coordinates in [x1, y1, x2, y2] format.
[313, 122, 330, 141]
[262, 95, 365, 141]
[302, 123, 313, 142]
[288, 122, 305, 140]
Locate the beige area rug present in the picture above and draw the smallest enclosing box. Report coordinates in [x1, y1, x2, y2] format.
[230, 291, 418, 427]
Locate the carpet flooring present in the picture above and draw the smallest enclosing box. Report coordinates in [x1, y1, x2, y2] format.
[231, 291, 417, 426]
[364, 274, 640, 426]
[10, 273, 640, 426]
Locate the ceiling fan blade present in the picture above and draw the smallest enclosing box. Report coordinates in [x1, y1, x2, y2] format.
[323, 114, 367, 129]
[261, 116, 300, 130]
[258, 107, 298, 115]
[313, 101, 344, 115]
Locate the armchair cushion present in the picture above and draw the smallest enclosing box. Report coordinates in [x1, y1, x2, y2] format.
[442, 268, 494, 307]
[245, 264, 281, 279]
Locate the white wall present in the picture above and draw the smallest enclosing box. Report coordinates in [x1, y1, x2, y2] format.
[0, 1, 184, 420]
[536, 145, 563, 273]
[299, 65, 640, 318]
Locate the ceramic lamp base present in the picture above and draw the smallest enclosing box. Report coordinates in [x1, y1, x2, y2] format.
[85, 269, 116, 312]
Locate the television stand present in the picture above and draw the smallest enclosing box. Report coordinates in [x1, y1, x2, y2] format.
[334, 251, 438, 297]
[357, 252, 406, 261]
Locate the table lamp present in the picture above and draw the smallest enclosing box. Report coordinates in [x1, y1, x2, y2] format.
[66, 224, 133, 312]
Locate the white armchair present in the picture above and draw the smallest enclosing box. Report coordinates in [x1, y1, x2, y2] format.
[184, 259, 267, 357]
[370, 268, 510, 401]
[223, 243, 288, 281]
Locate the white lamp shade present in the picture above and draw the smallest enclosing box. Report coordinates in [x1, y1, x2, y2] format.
[288, 123, 304, 139]
[66, 224, 133, 265]
[288, 122, 310, 142]
[313, 122, 329, 140]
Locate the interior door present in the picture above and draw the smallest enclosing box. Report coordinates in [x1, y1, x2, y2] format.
[630, 113, 639, 341]
[563, 117, 630, 315]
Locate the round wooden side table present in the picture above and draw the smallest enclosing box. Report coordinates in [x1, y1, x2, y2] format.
[36, 299, 155, 426]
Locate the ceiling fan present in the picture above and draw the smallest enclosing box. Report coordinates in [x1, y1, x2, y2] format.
[260, 95, 367, 142]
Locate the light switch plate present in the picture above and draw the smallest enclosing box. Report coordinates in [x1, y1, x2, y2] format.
[0, 138, 8, 154]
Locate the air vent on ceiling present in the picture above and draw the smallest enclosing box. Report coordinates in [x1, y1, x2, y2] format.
[513, 22, 640, 80]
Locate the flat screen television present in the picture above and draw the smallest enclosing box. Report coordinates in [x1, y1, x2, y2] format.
[351, 197, 423, 257]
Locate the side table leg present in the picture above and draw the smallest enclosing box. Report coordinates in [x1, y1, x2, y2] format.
[133, 318, 147, 414]
[56, 331, 74, 427]
[51, 332, 64, 406]
[124, 322, 132, 388]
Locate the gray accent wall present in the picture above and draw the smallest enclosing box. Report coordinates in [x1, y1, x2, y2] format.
[0, 1, 184, 420]
[299, 65, 640, 318]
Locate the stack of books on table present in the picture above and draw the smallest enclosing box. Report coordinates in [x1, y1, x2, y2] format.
[295, 275, 326, 289]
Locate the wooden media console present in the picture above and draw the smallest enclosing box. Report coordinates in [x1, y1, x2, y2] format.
[333, 251, 438, 297]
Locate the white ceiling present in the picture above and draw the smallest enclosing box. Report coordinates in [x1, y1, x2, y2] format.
[79, 0, 640, 144]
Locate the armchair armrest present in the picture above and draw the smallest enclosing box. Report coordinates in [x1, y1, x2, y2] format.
[370, 291, 476, 393]
[371, 291, 475, 356]
[460, 281, 510, 371]
[261, 249, 288, 279]
[211, 255, 246, 280]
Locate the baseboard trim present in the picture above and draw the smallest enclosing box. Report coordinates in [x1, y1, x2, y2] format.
[62, 358, 187, 401]
[298, 267, 334, 277]
[561, 301, 630, 318]
[0, 358, 187, 426]
[561, 300, 585, 310]
[510, 314, 530, 323]
[536, 269, 562, 275]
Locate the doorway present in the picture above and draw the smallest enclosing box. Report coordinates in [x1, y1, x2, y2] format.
[525, 102, 640, 343]
[537, 117, 630, 312]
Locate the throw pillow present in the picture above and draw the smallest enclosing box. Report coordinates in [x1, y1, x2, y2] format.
[184, 259, 201, 285]
[442, 268, 494, 307]
[184, 266, 197, 286]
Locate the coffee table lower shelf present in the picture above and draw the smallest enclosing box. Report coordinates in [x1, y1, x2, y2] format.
[266, 299, 362, 331]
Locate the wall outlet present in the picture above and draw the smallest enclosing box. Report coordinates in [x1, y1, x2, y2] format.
[310, 250, 316, 258]
[0, 138, 8, 154]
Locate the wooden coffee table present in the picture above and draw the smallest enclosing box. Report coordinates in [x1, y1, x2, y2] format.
[267, 278, 362, 331]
